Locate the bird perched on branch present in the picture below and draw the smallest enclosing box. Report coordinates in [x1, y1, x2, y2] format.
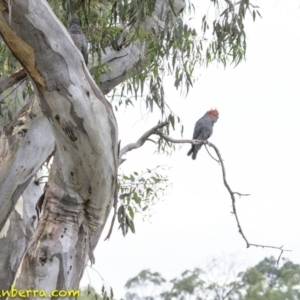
[68, 17, 88, 65]
[187, 109, 219, 160]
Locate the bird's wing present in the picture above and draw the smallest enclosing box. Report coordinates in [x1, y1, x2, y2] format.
[81, 36, 88, 65]
[69, 34, 81, 50]
[193, 118, 206, 139]
[193, 117, 212, 140]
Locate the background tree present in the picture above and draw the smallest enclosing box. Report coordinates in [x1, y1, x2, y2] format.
[241, 257, 300, 300]
[121, 257, 300, 300]
[123, 269, 166, 300]
[78, 286, 103, 300]
[0, 0, 259, 297]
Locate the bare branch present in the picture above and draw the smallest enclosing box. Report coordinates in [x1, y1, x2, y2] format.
[206, 141, 250, 241]
[154, 130, 205, 145]
[121, 125, 291, 262]
[201, 141, 291, 262]
[119, 122, 206, 164]
[119, 121, 169, 161]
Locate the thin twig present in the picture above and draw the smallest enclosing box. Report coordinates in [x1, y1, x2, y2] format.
[104, 141, 121, 241]
[104, 179, 118, 241]
[276, 250, 284, 266]
[204, 143, 219, 163]
[233, 192, 250, 197]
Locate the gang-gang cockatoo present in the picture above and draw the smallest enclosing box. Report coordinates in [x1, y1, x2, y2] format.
[68, 18, 89, 65]
[187, 109, 219, 160]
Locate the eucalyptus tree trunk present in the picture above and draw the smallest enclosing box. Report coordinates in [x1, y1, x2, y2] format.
[0, 0, 118, 295]
[0, 0, 185, 295]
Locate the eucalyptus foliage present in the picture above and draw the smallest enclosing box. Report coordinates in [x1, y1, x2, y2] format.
[118, 166, 169, 236]
[0, 0, 260, 133]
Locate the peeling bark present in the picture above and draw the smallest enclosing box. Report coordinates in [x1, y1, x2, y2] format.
[0, 96, 54, 231]
[0, 174, 41, 291]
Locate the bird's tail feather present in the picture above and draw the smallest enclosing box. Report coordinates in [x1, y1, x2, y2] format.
[187, 145, 194, 156]
[191, 144, 202, 160]
[192, 151, 197, 160]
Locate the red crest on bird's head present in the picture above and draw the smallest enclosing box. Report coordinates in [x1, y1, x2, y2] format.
[207, 109, 219, 121]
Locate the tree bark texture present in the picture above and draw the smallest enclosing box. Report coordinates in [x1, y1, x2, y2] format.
[0, 96, 54, 231]
[0, 0, 186, 295]
[0, 0, 118, 296]
[0, 173, 42, 291]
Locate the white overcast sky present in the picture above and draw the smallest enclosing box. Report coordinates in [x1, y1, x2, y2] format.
[81, 0, 300, 298]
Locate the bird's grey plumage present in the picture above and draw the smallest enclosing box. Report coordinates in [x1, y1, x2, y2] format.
[187, 110, 219, 160]
[68, 18, 88, 65]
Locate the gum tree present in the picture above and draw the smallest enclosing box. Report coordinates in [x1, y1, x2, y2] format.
[0, 0, 257, 297]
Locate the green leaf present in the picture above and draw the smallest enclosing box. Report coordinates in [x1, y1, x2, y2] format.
[120, 193, 130, 200]
[256, 10, 262, 18]
[132, 192, 141, 205]
[127, 218, 135, 234]
[118, 205, 125, 223]
[128, 205, 134, 219]
[153, 177, 161, 184]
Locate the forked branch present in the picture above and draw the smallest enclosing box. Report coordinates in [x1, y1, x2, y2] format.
[119, 121, 169, 162]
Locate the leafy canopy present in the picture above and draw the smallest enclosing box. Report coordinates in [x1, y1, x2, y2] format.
[121, 256, 300, 300]
[0, 0, 260, 132]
